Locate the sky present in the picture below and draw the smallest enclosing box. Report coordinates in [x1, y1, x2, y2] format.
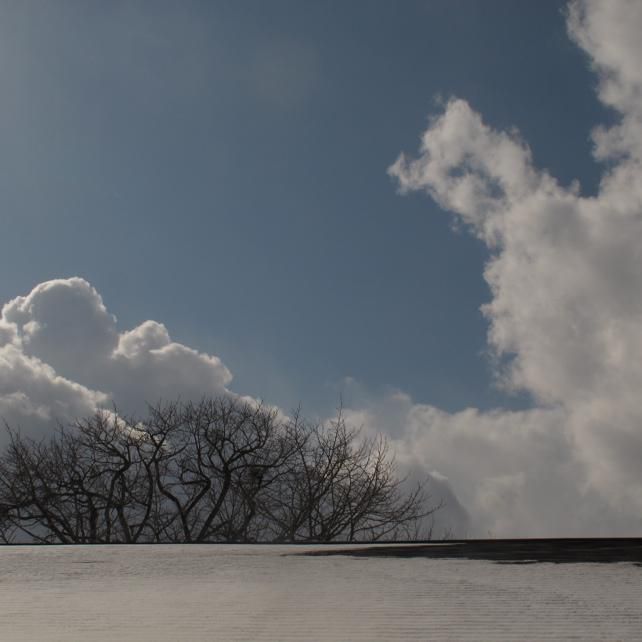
[1, 0, 642, 537]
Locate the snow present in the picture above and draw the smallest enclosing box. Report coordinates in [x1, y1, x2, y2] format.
[0, 545, 640, 641]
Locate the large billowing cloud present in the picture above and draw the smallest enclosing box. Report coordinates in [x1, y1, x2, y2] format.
[373, 0, 642, 534]
[0, 277, 235, 439]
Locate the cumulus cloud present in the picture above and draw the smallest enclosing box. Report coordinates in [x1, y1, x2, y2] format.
[567, 0, 642, 162]
[0, 343, 106, 438]
[376, 0, 642, 534]
[0, 277, 235, 442]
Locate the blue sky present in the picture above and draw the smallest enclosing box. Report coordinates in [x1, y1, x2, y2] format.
[0, 0, 610, 417]
[5, 0, 642, 535]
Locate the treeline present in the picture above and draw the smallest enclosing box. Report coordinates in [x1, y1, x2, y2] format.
[0, 398, 435, 544]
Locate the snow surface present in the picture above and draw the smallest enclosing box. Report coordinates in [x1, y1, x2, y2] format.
[0, 544, 640, 641]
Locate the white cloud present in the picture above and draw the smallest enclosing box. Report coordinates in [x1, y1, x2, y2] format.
[344, 392, 635, 536]
[0, 343, 107, 438]
[379, 0, 642, 535]
[0, 277, 235, 441]
[568, 0, 642, 161]
[110, 319, 232, 412]
[3, 278, 119, 384]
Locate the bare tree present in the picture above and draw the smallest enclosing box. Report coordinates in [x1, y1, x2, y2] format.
[0, 397, 439, 544]
[0, 413, 157, 543]
[256, 409, 436, 542]
[143, 398, 293, 543]
[70, 412, 159, 543]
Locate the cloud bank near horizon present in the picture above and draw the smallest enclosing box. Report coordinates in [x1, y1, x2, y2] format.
[378, 0, 642, 535]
